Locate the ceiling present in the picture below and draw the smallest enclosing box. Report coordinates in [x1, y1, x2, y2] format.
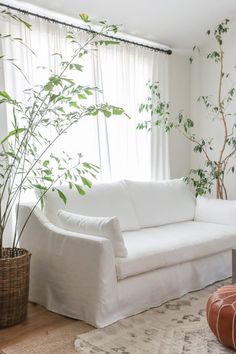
[8, 0, 236, 49]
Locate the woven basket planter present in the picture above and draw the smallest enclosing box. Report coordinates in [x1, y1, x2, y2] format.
[0, 247, 31, 328]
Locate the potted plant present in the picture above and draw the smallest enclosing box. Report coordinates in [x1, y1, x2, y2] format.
[138, 19, 235, 199]
[0, 10, 126, 327]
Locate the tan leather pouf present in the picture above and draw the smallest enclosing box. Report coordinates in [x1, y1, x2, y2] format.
[207, 285, 236, 350]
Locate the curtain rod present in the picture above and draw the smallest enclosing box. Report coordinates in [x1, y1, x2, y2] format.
[0, 2, 172, 55]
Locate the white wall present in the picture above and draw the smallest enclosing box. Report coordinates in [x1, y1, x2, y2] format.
[168, 52, 191, 178]
[190, 22, 236, 199]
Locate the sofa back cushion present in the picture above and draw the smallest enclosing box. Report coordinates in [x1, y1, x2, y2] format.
[125, 179, 195, 228]
[43, 181, 140, 231]
[195, 197, 236, 226]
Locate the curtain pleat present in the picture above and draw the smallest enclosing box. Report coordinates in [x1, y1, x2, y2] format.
[1, 14, 170, 184]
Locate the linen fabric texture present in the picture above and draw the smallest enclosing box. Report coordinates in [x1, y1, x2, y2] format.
[117, 221, 236, 279]
[18, 203, 232, 328]
[43, 181, 140, 232]
[195, 197, 236, 226]
[57, 209, 128, 257]
[17, 179, 236, 328]
[125, 179, 195, 228]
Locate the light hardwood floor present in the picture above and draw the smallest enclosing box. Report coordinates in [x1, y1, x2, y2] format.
[0, 303, 92, 353]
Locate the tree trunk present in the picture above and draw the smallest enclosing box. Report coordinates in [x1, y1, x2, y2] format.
[0, 224, 3, 258]
[216, 177, 227, 200]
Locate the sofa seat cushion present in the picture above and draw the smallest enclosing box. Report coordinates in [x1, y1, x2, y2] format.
[43, 181, 140, 232]
[125, 179, 195, 228]
[116, 221, 236, 280]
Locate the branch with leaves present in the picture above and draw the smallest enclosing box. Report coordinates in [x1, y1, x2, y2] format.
[0, 12, 128, 257]
[138, 19, 235, 199]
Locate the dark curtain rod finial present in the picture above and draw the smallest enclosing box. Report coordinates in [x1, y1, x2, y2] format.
[0, 2, 172, 55]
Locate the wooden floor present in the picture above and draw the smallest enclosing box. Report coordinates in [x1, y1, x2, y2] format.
[0, 303, 92, 353]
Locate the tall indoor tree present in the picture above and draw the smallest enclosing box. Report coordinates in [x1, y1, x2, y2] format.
[0, 9, 129, 328]
[138, 19, 235, 199]
[0, 10, 127, 256]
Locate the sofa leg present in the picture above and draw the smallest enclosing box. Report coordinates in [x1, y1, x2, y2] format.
[232, 249, 236, 284]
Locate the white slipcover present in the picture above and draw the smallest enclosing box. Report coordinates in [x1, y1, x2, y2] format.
[18, 180, 236, 328]
[57, 210, 128, 257]
[117, 221, 236, 280]
[43, 181, 140, 231]
[18, 204, 119, 328]
[117, 250, 231, 320]
[125, 179, 195, 228]
[195, 196, 236, 226]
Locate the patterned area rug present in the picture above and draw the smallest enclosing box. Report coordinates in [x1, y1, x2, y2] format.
[75, 279, 235, 354]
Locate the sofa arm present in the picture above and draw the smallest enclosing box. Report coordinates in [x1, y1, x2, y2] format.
[17, 203, 119, 327]
[194, 197, 236, 226]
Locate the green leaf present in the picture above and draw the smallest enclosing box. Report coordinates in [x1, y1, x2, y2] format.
[78, 94, 87, 100]
[79, 13, 90, 23]
[43, 176, 53, 182]
[18, 18, 32, 30]
[1, 128, 26, 144]
[42, 169, 52, 176]
[94, 40, 119, 46]
[66, 32, 74, 39]
[43, 160, 50, 167]
[52, 52, 63, 59]
[84, 89, 93, 96]
[74, 64, 83, 71]
[99, 20, 107, 25]
[102, 110, 112, 117]
[49, 76, 61, 85]
[74, 184, 86, 195]
[111, 25, 119, 33]
[81, 176, 92, 188]
[0, 91, 12, 100]
[82, 162, 100, 172]
[49, 94, 59, 102]
[6, 151, 19, 160]
[56, 188, 67, 205]
[33, 184, 47, 191]
[69, 101, 80, 108]
[44, 82, 53, 91]
[112, 107, 124, 115]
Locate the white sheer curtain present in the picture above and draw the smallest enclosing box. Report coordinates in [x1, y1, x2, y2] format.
[93, 44, 169, 180]
[151, 58, 170, 180]
[1, 13, 170, 182]
[0, 35, 13, 244]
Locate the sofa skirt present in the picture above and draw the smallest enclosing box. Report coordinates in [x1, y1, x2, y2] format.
[116, 250, 231, 323]
[29, 249, 231, 328]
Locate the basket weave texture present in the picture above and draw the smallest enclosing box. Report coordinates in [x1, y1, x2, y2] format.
[0, 247, 31, 328]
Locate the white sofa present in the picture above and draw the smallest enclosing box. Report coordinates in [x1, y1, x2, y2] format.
[18, 179, 236, 328]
